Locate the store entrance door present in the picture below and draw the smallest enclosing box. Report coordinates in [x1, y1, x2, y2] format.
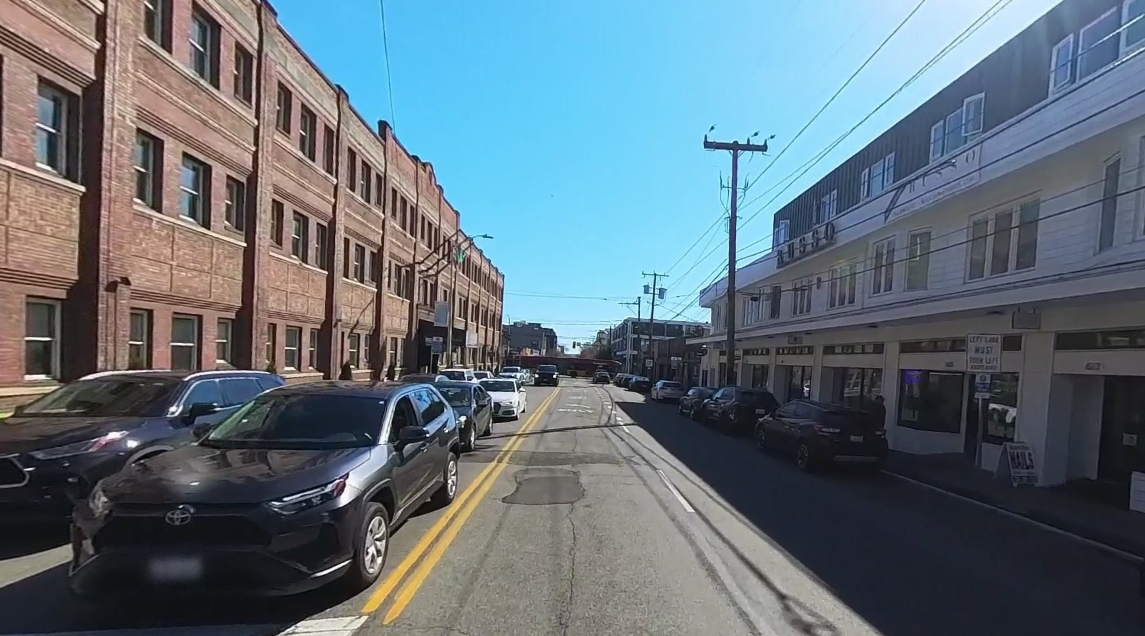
[1098, 376, 1145, 484]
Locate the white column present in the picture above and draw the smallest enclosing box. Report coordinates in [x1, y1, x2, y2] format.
[1016, 332, 1067, 486]
[810, 346, 826, 401]
[882, 341, 902, 446]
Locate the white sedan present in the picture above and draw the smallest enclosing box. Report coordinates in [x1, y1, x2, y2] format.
[651, 380, 685, 401]
[479, 378, 528, 420]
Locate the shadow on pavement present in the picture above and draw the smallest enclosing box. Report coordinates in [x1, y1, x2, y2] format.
[611, 394, 1145, 636]
[0, 522, 69, 560]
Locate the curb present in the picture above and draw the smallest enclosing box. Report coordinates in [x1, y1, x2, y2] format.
[883, 469, 1145, 566]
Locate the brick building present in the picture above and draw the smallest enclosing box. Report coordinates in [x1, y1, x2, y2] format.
[0, 0, 504, 407]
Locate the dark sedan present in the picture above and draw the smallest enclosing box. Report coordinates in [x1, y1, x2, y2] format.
[697, 386, 780, 435]
[434, 381, 494, 452]
[0, 370, 282, 524]
[629, 377, 652, 393]
[755, 400, 888, 471]
[69, 381, 460, 599]
[678, 387, 714, 419]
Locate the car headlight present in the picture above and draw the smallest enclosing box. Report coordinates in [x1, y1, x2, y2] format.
[88, 483, 111, 519]
[29, 431, 130, 460]
[265, 476, 348, 515]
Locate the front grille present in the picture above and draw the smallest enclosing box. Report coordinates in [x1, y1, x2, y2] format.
[0, 457, 28, 487]
[95, 514, 271, 549]
[493, 402, 502, 414]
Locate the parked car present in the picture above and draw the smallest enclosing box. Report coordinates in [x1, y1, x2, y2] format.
[616, 374, 633, 388]
[440, 368, 476, 382]
[697, 387, 780, 435]
[0, 370, 283, 524]
[472, 370, 493, 380]
[650, 380, 685, 402]
[400, 373, 449, 384]
[500, 366, 523, 381]
[520, 369, 535, 384]
[755, 400, 888, 471]
[479, 378, 528, 420]
[678, 387, 714, 419]
[68, 381, 460, 599]
[434, 381, 494, 452]
[534, 365, 560, 387]
[592, 370, 612, 384]
[629, 376, 652, 393]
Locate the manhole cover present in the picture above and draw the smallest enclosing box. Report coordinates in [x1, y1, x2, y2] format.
[501, 467, 584, 505]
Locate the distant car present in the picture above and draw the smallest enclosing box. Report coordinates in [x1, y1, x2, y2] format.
[678, 387, 714, 419]
[472, 371, 492, 380]
[756, 400, 888, 471]
[68, 380, 460, 600]
[479, 378, 527, 420]
[500, 366, 523, 381]
[440, 368, 476, 382]
[650, 380, 685, 401]
[592, 371, 611, 384]
[616, 374, 633, 388]
[629, 377, 652, 393]
[435, 381, 494, 452]
[400, 373, 449, 384]
[0, 369, 283, 523]
[534, 365, 559, 387]
[698, 387, 780, 436]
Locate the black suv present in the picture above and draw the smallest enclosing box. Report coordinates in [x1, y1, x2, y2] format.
[534, 365, 559, 386]
[69, 381, 460, 598]
[0, 370, 282, 523]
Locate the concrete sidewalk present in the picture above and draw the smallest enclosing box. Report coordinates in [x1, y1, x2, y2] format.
[886, 451, 1145, 563]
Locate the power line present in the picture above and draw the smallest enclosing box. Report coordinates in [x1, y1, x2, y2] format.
[739, 0, 931, 197]
[377, 0, 397, 128]
[504, 291, 633, 301]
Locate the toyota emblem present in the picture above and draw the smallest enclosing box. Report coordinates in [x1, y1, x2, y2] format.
[164, 505, 194, 526]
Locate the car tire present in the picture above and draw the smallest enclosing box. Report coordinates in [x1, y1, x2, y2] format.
[484, 420, 493, 436]
[462, 422, 476, 453]
[430, 453, 459, 508]
[344, 502, 390, 593]
[796, 443, 816, 472]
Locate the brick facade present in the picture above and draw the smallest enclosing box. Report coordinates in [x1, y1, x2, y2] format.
[0, 0, 504, 408]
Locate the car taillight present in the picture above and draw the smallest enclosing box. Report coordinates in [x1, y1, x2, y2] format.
[813, 425, 842, 436]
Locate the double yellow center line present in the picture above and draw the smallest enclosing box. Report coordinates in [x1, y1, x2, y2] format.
[361, 388, 561, 624]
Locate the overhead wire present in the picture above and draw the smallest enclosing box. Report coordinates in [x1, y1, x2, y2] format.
[376, 0, 397, 127]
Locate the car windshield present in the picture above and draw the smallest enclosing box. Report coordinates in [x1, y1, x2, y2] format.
[436, 386, 472, 407]
[538, 365, 558, 373]
[661, 381, 682, 388]
[480, 380, 517, 393]
[441, 370, 469, 381]
[202, 393, 385, 449]
[474, 371, 491, 379]
[502, 367, 521, 374]
[19, 377, 179, 417]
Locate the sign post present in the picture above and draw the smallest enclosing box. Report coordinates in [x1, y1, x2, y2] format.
[967, 334, 1002, 469]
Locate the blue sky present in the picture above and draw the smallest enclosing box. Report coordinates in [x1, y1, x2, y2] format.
[274, 0, 1060, 350]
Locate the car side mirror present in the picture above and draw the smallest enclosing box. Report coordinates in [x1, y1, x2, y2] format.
[183, 402, 220, 424]
[191, 421, 213, 440]
[397, 426, 430, 444]
[11, 404, 25, 416]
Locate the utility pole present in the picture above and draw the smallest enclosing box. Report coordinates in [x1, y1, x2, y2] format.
[642, 272, 668, 380]
[617, 299, 641, 374]
[704, 131, 771, 386]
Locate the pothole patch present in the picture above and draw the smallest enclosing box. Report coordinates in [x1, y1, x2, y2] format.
[501, 467, 585, 505]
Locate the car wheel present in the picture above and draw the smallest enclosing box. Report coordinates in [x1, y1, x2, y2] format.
[755, 427, 768, 452]
[430, 453, 459, 508]
[462, 423, 476, 453]
[344, 502, 390, 592]
[796, 443, 815, 472]
[484, 420, 493, 436]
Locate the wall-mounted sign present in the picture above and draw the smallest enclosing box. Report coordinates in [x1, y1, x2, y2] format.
[1085, 362, 1103, 371]
[787, 335, 804, 345]
[967, 333, 1002, 373]
[776, 222, 836, 268]
[884, 147, 981, 224]
[433, 302, 450, 327]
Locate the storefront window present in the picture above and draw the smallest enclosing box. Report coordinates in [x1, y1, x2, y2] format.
[786, 366, 812, 402]
[750, 364, 769, 389]
[899, 370, 963, 433]
[834, 368, 883, 410]
[980, 372, 1018, 445]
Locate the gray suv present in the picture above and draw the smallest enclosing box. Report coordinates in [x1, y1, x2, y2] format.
[0, 370, 283, 523]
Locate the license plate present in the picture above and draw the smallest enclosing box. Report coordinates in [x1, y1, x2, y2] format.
[147, 556, 203, 583]
[850, 435, 865, 443]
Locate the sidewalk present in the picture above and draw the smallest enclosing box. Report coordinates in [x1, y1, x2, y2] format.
[886, 451, 1145, 563]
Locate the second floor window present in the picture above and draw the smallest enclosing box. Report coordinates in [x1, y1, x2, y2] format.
[291, 212, 309, 262]
[233, 44, 254, 104]
[906, 230, 931, 290]
[314, 222, 329, 270]
[828, 263, 858, 309]
[871, 237, 895, 295]
[135, 130, 161, 209]
[276, 84, 292, 133]
[769, 285, 782, 319]
[271, 200, 284, 246]
[791, 281, 813, 316]
[36, 81, 78, 180]
[224, 176, 246, 230]
[144, 0, 171, 50]
[189, 9, 219, 86]
[180, 155, 209, 226]
[353, 244, 366, 282]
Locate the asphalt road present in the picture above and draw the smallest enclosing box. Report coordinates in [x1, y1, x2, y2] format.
[0, 379, 1142, 635]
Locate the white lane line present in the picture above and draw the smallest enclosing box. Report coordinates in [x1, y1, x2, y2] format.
[884, 471, 1144, 565]
[656, 469, 695, 513]
[277, 616, 369, 635]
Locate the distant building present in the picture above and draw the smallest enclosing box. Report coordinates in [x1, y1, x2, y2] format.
[609, 318, 709, 375]
[503, 321, 559, 356]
